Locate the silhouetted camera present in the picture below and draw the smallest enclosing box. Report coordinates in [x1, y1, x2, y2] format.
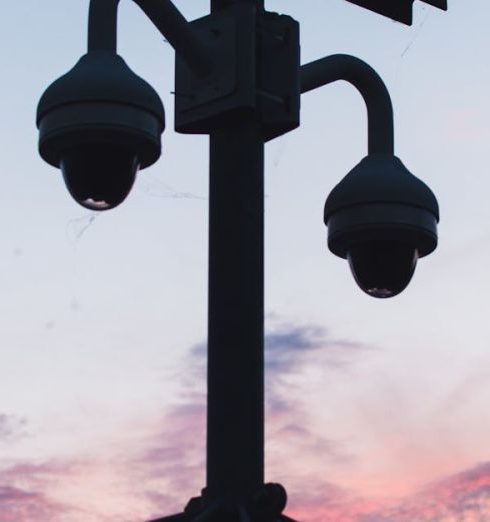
[37, 51, 165, 210]
[324, 154, 439, 297]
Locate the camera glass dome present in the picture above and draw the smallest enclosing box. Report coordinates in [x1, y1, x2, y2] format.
[60, 143, 139, 210]
[347, 239, 418, 298]
[324, 154, 439, 298]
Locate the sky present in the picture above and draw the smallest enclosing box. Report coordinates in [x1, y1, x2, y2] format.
[2, 0, 490, 520]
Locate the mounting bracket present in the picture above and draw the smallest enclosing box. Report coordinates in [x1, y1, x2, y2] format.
[174, 5, 300, 142]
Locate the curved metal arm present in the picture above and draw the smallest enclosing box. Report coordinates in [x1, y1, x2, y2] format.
[88, 0, 213, 77]
[301, 54, 394, 154]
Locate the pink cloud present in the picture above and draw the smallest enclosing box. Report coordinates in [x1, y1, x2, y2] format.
[283, 461, 490, 521]
[0, 321, 374, 521]
[3, 414, 490, 521]
[0, 485, 67, 522]
[0, 462, 80, 522]
[0, 400, 207, 521]
[382, 462, 490, 521]
[2, 321, 489, 521]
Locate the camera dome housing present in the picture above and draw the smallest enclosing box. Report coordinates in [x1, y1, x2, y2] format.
[36, 51, 165, 210]
[324, 154, 439, 298]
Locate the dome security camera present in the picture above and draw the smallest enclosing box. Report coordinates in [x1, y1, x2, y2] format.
[324, 154, 439, 298]
[36, 51, 165, 210]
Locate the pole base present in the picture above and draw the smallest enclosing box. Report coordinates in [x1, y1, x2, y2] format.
[149, 484, 299, 522]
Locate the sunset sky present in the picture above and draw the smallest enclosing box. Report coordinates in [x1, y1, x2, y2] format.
[3, 0, 490, 520]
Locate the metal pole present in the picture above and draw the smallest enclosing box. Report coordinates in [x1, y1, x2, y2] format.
[301, 54, 394, 154]
[206, 114, 265, 503]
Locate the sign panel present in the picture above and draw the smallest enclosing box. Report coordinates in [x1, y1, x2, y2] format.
[345, 0, 447, 25]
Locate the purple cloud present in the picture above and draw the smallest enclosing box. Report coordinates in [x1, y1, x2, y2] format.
[265, 320, 370, 376]
[0, 462, 80, 522]
[0, 485, 64, 521]
[0, 318, 371, 520]
[132, 318, 368, 517]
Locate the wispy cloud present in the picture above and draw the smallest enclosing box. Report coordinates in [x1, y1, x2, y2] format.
[125, 318, 369, 519]
[264, 319, 370, 416]
[0, 317, 368, 521]
[264, 319, 369, 481]
[0, 414, 28, 444]
[376, 461, 490, 521]
[265, 320, 368, 375]
[0, 462, 85, 522]
[0, 484, 67, 522]
[0, 456, 180, 521]
[284, 461, 490, 522]
[8, 318, 489, 522]
[131, 400, 206, 518]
